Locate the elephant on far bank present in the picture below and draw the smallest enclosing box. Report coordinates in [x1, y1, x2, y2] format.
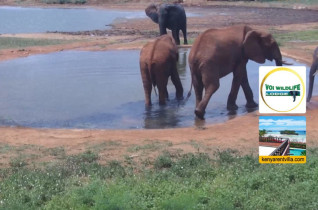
[140, 34, 183, 106]
[145, 3, 188, 45]
[307, 47, 318, 102]
[189, 25, 289, 119]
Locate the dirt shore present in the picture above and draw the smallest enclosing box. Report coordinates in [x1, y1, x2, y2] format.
[1, 97, 317, 165]
[0, 2, 317, 165]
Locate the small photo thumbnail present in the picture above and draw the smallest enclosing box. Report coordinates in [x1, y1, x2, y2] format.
[259, 116, 306, 157]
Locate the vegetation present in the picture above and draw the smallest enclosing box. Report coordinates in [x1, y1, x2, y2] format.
[290, 142, 306, 149]
[259, 129, 267, 137]
[1, 148, 318, 209]
[0, 37, 72, 50]
[272, 29, 318, 46]
[280, 130, 298, 135]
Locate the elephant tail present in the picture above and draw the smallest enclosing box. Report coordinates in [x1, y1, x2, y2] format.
[148, 63, 157, 96]
[148, 38, 161, 96]
[185, 80, 192, 100]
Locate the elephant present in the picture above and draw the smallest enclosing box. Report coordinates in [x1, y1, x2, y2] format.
[307, 47, 318, 102]
[289, 91, 300, 102]
[140, 34, 183, 106]
[145, 3, 188, 45]
[188, 25, 289, 119]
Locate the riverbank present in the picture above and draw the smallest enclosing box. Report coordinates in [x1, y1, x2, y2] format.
[0, 96, 317, 167]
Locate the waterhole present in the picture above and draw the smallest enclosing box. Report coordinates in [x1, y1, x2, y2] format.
[0, 49, 312, 129]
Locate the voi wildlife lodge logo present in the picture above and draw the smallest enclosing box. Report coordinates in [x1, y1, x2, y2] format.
[259, 66, 306, 113]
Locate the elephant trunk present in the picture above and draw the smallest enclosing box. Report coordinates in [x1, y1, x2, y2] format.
[275, 58, 292, 66]
[270, 42, 284, 66]
[275, 59, 282, 66]
[307, 60, 318, 102]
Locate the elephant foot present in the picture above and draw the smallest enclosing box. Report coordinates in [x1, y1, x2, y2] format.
[246, 101, 258, 109]
[227, 103, 238, 111]
[176, 95, 184, 101]
[195, 109, 205, 120]
[159, 101, 166, 106]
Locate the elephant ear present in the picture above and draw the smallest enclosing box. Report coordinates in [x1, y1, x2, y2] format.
[243, 30, 266, 64]
[145, 4, 159, 24]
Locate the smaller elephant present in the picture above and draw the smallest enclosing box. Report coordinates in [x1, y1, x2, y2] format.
[145, 3, 188, 45]
[307, 47, 318, 102]
[140, 34, 183, 106]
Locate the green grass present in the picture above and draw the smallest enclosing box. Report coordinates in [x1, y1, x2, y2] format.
[127, 140, 173, 153]
[0, 37, 72, 50]
[1, 148, 318, 209]
[272, 29, 318, 46]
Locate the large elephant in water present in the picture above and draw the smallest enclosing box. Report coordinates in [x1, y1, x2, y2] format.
[307, 47, 318, 102]
[140, 34, 183, 106]
[145, 3, 188, 45]
[188, 25, 289, 119]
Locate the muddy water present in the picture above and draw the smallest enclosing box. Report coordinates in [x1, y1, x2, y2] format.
[0, 6, 145, 33]
[0, 49, 312, 129]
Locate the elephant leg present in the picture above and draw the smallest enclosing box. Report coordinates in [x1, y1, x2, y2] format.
[172, 29, 180, 45]
[181, 27, 188, 45]
[192, 72, 203, 107]
[227, 74, 243, 111]
[158, 82, 168, 105]
[141, 64, 152, 106]
[241, 71, 258, 108]
[156, 69, 169, 105]
[195, 82, 220, 120]
[171, 65, 184, 100]
[307, 60, 318, 102]
[165, 87, 169, 100]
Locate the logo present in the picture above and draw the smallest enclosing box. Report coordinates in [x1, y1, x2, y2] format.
[259, 66, 306, 113]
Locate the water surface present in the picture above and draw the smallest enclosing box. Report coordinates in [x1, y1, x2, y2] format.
[0, 6, 199, 34]
[0, 49, 313, 129]
[263, 131, 306, 143]
[0, 6, 145, 33]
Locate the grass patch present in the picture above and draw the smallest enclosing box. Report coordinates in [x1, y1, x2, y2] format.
[0, 37, 72, 50]
[87, 141, 121, 153]
[127, 140, 173, 153]
[1, 148, 318, 209]
[272, 29, 318, 46]
[44, 147, 66, 157]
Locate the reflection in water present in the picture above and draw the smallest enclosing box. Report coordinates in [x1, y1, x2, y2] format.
[0, 49, 312, 129]
[177, 49, 187, 76]
[143, 100, 186, 129]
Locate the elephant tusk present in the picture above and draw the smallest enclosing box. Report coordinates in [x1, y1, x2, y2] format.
[282, 60, 293, 65]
